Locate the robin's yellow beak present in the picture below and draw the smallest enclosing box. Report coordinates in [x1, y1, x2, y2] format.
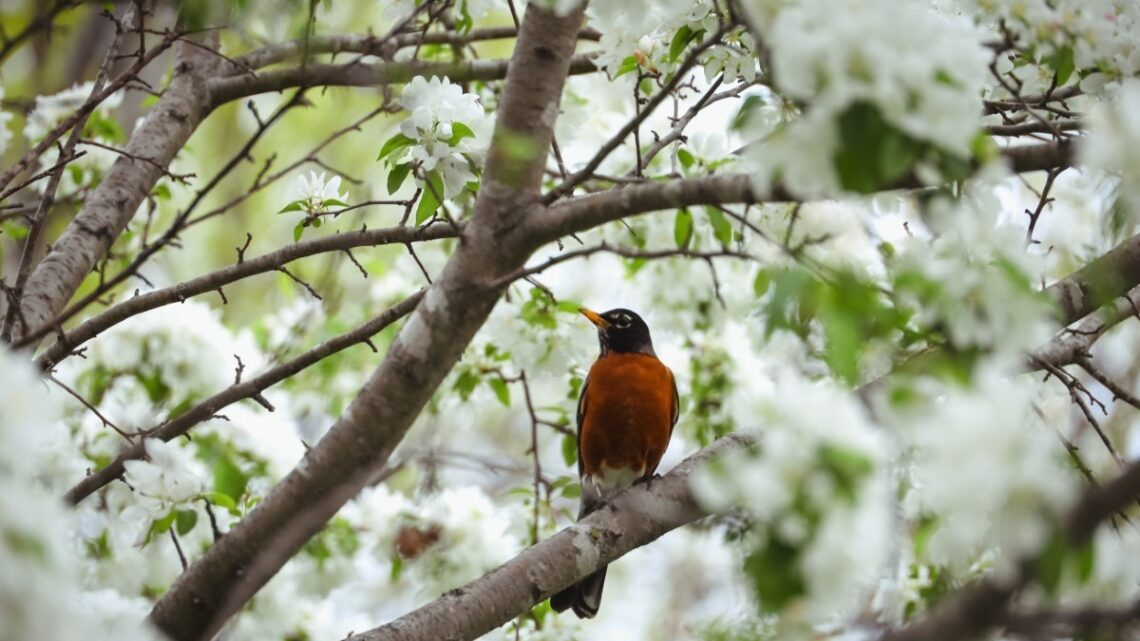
[579, 307, 610, 329]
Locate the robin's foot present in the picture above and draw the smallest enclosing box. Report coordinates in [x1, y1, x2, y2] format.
[633, 473, 662, 489]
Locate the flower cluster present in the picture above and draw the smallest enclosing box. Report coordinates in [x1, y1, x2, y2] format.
[1081, 79, 1140, 214]
[743, 0, 990, 198]
[382, 75, 492, 203]
[0, 347, 159, 641]
[693, 374, 892, 623]
[962, 0, 1140, 87]
[890, 367, 1079, 571]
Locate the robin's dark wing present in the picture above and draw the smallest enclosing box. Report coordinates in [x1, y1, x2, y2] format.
[575, 373, 589, 480]
[669, 367, 679, 434]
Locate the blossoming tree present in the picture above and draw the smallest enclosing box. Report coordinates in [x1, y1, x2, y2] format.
[2, 1, 1140, 640]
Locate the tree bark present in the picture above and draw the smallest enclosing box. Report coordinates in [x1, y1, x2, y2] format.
[147, 5, 589, 640]
[14, 34, 224, 341]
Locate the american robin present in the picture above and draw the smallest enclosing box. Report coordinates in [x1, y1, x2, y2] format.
[550, 307, 678, 619]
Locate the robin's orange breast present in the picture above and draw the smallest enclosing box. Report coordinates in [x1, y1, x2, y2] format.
[579, 352, 675, 485]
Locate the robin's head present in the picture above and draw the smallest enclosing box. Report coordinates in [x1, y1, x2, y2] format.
[579, 307, 656, 356]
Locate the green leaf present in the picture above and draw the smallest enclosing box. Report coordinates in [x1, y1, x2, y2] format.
[175, 509, 198, 535]
[489, 377, 511, 407]
[1045, 45, 1076, 86]
[390, 553, 404, 582]
[293, 222, 304, 242]
[201, 491, 237, 511]
[561, 433, 578, 467]
[677, 148, 695, 170]
[214, 456, 249, 504]
[674, 208, 693, 248]
[556, 300, 584, 314]
[454, 369, 479, 401]
[705, 207, 732, 246]
[744, 538, 806, 612]
[667, 25, 701, 62]
[448, 122, 475, 146]
[152, 183, 172, 200]
[732, 95, 766, 131]
[415, 172, 445, 224]
[877, 128, 920, 184]
[387, 163, 412, 195]
[614, 55, 639, 79]
[377, 133, 416, 161]
[822, 312, 862, 385]
[152, 511, 177, 535]
[753, 269, 772, 297]
[835, 102, 889, 193]
[322, 198, 348, 208]
[278, 200, 305, 214]
[1037, 531, 1067, 597]
[1073, 540, 1095, 584]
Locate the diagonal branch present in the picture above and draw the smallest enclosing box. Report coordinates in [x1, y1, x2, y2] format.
[34, 222, 458, 372]
[147, 5, 590, 640]
[10, 32, 224, 345]
[64, 291, 424, 506]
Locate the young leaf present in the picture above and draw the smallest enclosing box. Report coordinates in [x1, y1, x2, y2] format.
[175, 509, 198, 535]
[489, 377, 511, 407]
[674, 208, 693, 248]
[387, 162, 412, 194]
[377, 133, 416, 161]
[561, 433, 578, 467]
[705, 206, 733, 246]
[293, 222, 305, 242]
[322, 199, 349, 209]
[677, 148, 695, 170]
[448, 122, 475, 146]
[278, 200, 305, 214]
[415, 172, 445, 224]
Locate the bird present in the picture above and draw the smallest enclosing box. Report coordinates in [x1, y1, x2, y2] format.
[550, 307, 678, 619]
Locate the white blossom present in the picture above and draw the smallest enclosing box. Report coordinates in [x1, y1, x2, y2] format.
[397, 76, 492, 199]
[24, 81, 122, 142]
[1081, 78, 1140, 214]
[743, 0, 989, 197]
[292, 170, 349, 214]
[892, 366, 1079, 572]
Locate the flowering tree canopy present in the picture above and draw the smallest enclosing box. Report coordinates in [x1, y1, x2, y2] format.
[2, 1, 1140, 640]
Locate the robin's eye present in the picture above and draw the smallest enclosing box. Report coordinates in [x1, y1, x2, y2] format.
[613, 314, 631, 328]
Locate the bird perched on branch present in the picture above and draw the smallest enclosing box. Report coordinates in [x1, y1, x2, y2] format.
[550, 307, 678, 619]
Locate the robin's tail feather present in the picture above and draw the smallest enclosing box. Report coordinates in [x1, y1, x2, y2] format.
[550, 567, 607, 619]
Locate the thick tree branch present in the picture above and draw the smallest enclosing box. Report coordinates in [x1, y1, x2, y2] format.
[524, 141, 1073, 246]
[1031, 284, 1140, 368]
[231, 27, 602, 72]
[147, 5, 588, 640]
[11, 33, 224, 344]
[347, 433, 753, 641]
[207, 53, 600, 107]
[64, 291, 424, 506]
[1046, 231, 1140, 325]
[35, 222, 459, 371]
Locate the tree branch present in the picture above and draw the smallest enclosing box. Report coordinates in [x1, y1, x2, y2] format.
[230, 27, 602, 72]
[65, 291, 423, 506]
[523, 141, 1073, 247]
[35, 222, 458, 372]
[207, 53, 600, 108]
[347, 433, 753, 641]
[10, 32, 224, 345]
[147, 5, 589, 640]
